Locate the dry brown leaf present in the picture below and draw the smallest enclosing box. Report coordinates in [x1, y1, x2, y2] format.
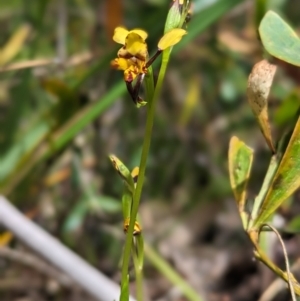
[219, 30, 258, 55]
[247, 60, 276, 153]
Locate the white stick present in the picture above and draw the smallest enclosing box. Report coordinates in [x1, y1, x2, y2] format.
[0, 195, 136, 301]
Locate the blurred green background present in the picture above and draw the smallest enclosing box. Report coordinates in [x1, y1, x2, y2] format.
[1, 0, 300, 300]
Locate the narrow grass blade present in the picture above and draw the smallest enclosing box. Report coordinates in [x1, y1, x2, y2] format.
[1, 0, 245, 195]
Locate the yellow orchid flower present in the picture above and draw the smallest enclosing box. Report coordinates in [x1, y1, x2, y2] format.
[111, 57, 146, 82]
[123, 64, 141, 82]
[113, 27, 148, 61]
[117, 32, 148, 61]
[111, 57, 133, 71]
[111, 26, 149, 82]
[111, 25, 187, 107]
[113, 27, 148, 45]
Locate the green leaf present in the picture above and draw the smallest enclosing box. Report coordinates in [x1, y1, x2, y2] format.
[228, 137, 253, 208]
[0, 120, 49, 181]
[0, 82, 124, 195]
[228, 136, 253, 228]
[89, 195, 122, 213]
[254, 116, 300, 227]
[259, 11, 300, 66]
[63, 200, 89, 233]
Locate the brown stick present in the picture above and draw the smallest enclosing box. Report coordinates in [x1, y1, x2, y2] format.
[0, 52, 94, 72]
[0, 246, 74, 287]
[0, 195, 136, 301]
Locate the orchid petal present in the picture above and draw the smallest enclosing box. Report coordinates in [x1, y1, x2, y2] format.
[158, 28, 187, 50]
[113, 27, 129, 44]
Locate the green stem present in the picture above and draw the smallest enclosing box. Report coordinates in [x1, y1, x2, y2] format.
[249, 154, 278, 230]
[144, 243, 203, 301]
[120, 49, 171, 299]
[132, 239, 144, 301]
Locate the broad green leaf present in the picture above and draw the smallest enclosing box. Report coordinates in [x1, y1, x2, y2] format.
[254, 116, 300, 227]
[247, 60, 276, 153]
[228, 136, 253, 228]
[259, 11, 300, 66]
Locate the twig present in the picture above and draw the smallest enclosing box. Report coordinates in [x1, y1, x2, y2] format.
[0, 195, 136, 301]
[0, 246, 74, 287]
[0, 277, 43, 291]
[258, 224, 296, 301]
[57, 0, 67, 63]
[0, 52, 94, 72]
[259, 258, 300, 301]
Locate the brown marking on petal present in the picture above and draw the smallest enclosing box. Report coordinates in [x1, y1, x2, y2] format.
[110, 59, 119, 69]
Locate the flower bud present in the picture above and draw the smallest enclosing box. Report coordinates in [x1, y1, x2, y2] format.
[164, 0, 183, 33]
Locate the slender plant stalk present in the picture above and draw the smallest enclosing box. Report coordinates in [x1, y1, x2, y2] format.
[248, 154, 278, 231]
[120, 48, 171, 298]
[132, 243, 144, 301]
[144, 243, 203, 301]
